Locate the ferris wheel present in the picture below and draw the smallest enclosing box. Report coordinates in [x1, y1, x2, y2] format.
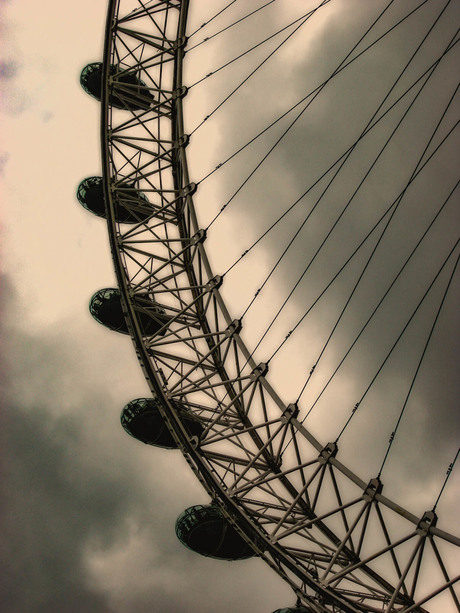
[77, 1, 459, 611]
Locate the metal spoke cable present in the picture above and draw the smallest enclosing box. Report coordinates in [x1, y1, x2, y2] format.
[294, 82, 460, 404]
[187, 0, 239, 39]
[176, 3, 456, 440]
[212, 54, 458, 440]
[190, 0, 332, 137]
[220, 43, 459, 284]
[273, 179, 459, 382]
[228, 10, 454, 332]
[215, 124, 458, 434]
[196, 0, 433, 191]
[279, 169, 457, 456]
[189, 6, 329, 88]
[187, 0, 279, 52]
[201, 0, 438, 229]
[265, 204, 394, 361]
[323, 180, 460, 436]
[433, 448, 460, 511]
[377, 250, 460, 477]
[243, 36, 452, 366]
[335, 239, 460, 446]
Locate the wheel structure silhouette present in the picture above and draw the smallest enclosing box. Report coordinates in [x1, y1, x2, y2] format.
[79, 1, 459, 611]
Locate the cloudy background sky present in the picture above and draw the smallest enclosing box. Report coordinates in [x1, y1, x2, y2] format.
[1, 1, 459, 612]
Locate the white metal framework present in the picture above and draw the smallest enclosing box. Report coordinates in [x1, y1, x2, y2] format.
[96, 1, 459, 611]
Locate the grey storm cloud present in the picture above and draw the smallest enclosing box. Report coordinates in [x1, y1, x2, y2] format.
[1, 277, 292, 612]
[2, 281, 140, 612]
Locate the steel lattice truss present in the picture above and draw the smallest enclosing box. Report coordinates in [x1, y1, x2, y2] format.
[97, 1, 459, 611]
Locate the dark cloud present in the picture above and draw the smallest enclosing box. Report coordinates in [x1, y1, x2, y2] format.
[1, 276, 291, 612]
[1, 284, 135, 611]
[1, 407, 114, 613]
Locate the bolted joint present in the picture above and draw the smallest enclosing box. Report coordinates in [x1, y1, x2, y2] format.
[226, 319, 242, 337]
[250, 362, 269, 381]
[318, 441, 338, 464]
[417, 510, 437, 535]
[206, 275, 222, 291]
[363, 477, 383, 501]
[282, 403, 299, 423]
[176, 133, 190, 148]
[183, 182, 197, 197]
[192, 228, 206, 245]
[173, 35, 188, 50]
[173, 85, 188, 100]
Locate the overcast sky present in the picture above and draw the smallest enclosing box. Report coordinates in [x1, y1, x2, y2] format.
[1, 1, 459, 612]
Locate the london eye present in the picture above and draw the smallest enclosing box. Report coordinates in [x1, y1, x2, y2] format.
[77, 1, 459, 611]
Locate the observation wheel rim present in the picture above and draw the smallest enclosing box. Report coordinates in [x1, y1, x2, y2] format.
[97, 1, 459, 611]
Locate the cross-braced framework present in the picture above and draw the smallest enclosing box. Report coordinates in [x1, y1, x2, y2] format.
[97, 1, 459, 611]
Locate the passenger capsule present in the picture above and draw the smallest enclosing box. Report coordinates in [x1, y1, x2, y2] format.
[120, 397, 204, 448]
[175, 504, 255, 561]
[80, 62, 155, 110]
[76, 176, 152, 223]
[89, 288, 170, 336]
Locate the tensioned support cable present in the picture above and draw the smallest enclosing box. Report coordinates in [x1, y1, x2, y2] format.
[190, 0, 332, 137]
[294, 82, 460, 404]
[187, 0, 239, 39]
[310, 178, 459, 430]
[203, 0, 396, 228]
[377, 250, 460, 477]
[235, 12, 455, 327]
[197, 2, 431, 189]
[221, 47, 459, 282]
[187, 0, 279, 52]
[197, 0, 435, 218]
[337, 235, 460, 445]
[211, 159, 458, 452]
[189, 7, 326, 88]
[211, 102, 459, 428]
[277, 155, 458, 459]
[433, 448, 460, 511]
[278, 182, 459, 382]
[242, 30, 456, 366]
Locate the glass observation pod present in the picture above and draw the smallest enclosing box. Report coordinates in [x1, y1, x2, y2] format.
[80, 62, 155, 111]
[120, 398, 204, 448]
[76, 176, 152, 224]
[175, 504, 255, 561]
[89, 288, 170, 336]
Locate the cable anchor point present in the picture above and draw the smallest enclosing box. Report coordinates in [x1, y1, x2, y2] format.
[318, 442, 338, 464]
[417, 510, 438, 536]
